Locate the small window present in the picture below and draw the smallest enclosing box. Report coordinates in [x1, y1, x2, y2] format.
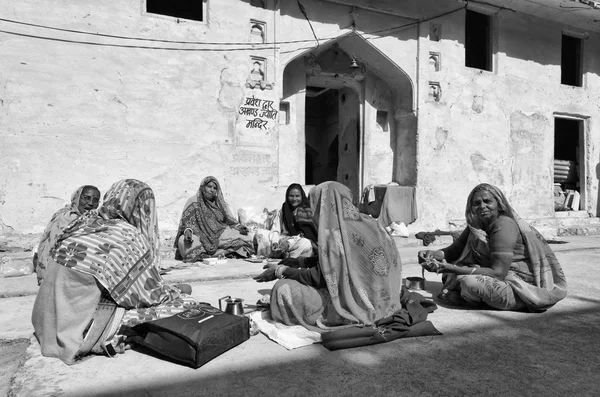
[465, 10, 492, 71]
[147, 0, 203, 22]
[561, 35, 583, 87]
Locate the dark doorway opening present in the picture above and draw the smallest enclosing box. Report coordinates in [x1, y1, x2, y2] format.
[305, 87, 339, 186]
[554, 118, 583, 211]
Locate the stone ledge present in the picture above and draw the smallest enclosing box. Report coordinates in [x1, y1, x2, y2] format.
[554, 210, 590, 218]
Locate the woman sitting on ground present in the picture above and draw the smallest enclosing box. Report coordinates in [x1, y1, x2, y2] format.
[418, 183, 567, 311]
[255, 181, 402, 329]
[255, 183, 317, 259]
[174, 176, 254, 262]
[34, 185, 101, 285]
[32, 179, 195, 365]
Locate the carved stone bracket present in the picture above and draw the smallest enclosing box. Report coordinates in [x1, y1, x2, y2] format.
[245, 79, 274, 90]
[428, 82, 442, 102]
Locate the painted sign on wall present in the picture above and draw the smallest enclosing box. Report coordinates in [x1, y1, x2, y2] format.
[239, 95, 278, 129]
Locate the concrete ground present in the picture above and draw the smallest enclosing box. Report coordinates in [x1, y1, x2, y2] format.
[1, 236, 599, 397]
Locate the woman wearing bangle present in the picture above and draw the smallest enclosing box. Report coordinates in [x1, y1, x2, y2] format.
[254, 181, 402, 329]
[418, 183, 567, 311]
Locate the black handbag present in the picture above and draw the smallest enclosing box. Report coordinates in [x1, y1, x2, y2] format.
[125, 303, 250, 368]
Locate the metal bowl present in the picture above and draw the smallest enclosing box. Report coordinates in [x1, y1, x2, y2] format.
[405, 276, 426, 290]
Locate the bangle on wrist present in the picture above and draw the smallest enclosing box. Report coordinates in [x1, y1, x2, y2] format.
[470, 267, 476, 275]
[275, 265, 288, 279]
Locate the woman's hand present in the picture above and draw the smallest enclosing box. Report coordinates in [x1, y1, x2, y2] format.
[435, 260, 455, 274]
[417, 250, 444, 263]
[253, 261, 279, 282]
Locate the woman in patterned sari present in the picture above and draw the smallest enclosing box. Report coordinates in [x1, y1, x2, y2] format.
[174, 176, 254, 262]
[32, 179, 195, 365]
[34, 185, 101, 285]
[418, 183, 567, 311]
[254, 181, 402, 329]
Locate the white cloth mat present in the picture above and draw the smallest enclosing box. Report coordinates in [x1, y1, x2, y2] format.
[248, 310, 321, 350]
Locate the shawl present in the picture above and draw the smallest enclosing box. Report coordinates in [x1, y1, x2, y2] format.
[35, 185, 96, 285]
[281, 183, 318, 243]
[310, 181, 402, 325]
[460, 183, 567, 311]
[53, 179, 177, 309]
[173, 176, 238, 256]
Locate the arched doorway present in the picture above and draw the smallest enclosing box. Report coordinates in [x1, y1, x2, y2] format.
[280, 33, 415, 203]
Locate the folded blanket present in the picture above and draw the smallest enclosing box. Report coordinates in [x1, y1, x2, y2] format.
[321, 288, 441, 350]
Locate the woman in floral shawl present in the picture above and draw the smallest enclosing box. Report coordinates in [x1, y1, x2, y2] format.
[32, 179, 195, 365]
[174, 176, 254, 262]
[34, 185, 100, 285]
[418, 183, 567, 311]
[255, 181, 402, 329]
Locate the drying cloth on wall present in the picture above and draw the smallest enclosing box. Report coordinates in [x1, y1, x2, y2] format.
[377, 185, 418, 228]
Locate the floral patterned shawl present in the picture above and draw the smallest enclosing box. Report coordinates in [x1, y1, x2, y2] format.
[35, 185, 96, 285]
[460, 183, 567, 311]
[310, 182, 402, 325]
[53, 179, 177, 309]
[173, 176, 238, 256]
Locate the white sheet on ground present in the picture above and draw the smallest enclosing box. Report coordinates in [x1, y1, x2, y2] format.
[249, 310, 321, 350]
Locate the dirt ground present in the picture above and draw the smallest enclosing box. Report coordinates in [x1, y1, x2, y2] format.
[2, 246, 599, 397]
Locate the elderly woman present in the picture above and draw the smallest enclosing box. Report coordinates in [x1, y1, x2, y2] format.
[255, 181, 402, 329]
[418, 183, 567, 311]
[32, 179, 195, 364]
[34, 185, 101, 285]
[174, 176, 254, 262]
[255, 183, 317, 259]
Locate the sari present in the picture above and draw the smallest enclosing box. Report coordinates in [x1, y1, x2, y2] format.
[271, 181, 402, 328]
[445, 184, 567, 311]
[174, 176, 254, 261]
[34, 185, 98, 285]
[32, 179, 195, 364]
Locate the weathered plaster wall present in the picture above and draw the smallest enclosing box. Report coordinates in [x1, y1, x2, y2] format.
[413, 6, 600, 231]
[0, 0, 285, 235]
[3, 0, 600, 239]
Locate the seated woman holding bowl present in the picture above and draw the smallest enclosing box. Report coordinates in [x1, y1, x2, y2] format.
[418, 183, 567, 311]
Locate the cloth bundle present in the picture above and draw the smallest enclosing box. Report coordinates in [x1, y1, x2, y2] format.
[321, 288, 441, 350]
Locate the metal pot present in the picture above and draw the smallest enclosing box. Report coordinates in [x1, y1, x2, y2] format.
[405, 276, 426, 290]
[219, 295, 245, 316]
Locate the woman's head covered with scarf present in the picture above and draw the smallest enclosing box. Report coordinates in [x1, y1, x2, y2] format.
[72, 185, 101, 215]
[99, 178, 159, 255]
[308, 181, 402, 325]
[197, 176, 238, 224]
[465, 183, 515, 230]
[281, 183, 317, 242]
